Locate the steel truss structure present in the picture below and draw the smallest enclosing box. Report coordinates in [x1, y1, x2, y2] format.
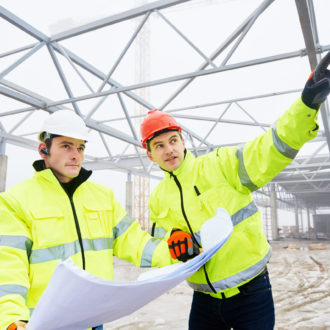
[0, 0, 330, 209]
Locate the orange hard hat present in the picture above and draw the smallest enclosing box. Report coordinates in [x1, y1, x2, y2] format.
[140, 109, 182, 148]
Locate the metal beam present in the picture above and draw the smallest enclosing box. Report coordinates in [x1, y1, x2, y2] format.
[84, 159, 162, 180]
[46, 49, 309, 108]
[295, 0, 318, 68]
[50, 0, 191, 42]
[155, 9, 216, 68]
[0, 42, 37, 59]
[0, 42, 45, 80]
[100, 88, 301, 123]
[47, 44, 82, 116]
[295, 0, 330, 152]
[0, 86, 141, 147]
[52, 44, 155, 110]
[0, 131, 38, 150]
[0, 79, 67, 106]
[0, 85, 46, 108]
[283, 162, 330, 170]
[0, 5, 48, 41]
[172, 113, 270, 128]
[159, 0, 276, 110]
[274, 177, 330, 184]
[0, 4, 155, 112]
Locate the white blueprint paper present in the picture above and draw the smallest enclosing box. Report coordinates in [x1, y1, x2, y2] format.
[27, 208, 233, 330]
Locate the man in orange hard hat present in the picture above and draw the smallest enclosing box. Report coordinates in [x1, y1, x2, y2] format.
[140, 52, 330, 329]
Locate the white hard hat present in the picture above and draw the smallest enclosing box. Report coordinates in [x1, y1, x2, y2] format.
[38, 110, 89, 142]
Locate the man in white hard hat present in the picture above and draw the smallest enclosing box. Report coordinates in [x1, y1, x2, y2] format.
[0, 110, 175, 330]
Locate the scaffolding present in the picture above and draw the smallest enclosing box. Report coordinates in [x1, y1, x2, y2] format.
[133, 0, 151, 232]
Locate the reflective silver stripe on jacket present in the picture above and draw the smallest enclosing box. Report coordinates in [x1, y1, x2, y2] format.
[153, 226, 167, 238]
[272, 121, 299, 159]
[187, 247, 272, 292]
[196, 201, 258, 239]
[140, 238, 161, 267]
[178, 203, 258, 247]
[29, 237, 113, 264]
[113, 214, 135, 239]
[235, 144, 259, 192]
[30, 214, 134, 263]
[0, 235, 32, 256]
[0, 284, 28, 299]
[231, 201, 258, 226]
[193, 232, 201, 245]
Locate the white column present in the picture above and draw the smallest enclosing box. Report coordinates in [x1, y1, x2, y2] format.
[295, 201, 299, 235]
[125, 172, 133, 216]
[307, 207, 311, 238]
[270, 183, 279, 240]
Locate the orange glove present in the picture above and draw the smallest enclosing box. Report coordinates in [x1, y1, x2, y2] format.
[7, 321, 27, 330]
[167, 229, 200, 262]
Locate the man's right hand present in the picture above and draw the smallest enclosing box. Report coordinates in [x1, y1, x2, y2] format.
[7, 321, 27, 330]
[302, 51, 330, 109]
[167, 229, 200, 262]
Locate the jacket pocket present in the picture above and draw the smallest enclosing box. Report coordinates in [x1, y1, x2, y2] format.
[197, 185, 249, 222]
[197, 188, 225, 219]
[31, 207, 66, 248]
[83, 201, 112, 239]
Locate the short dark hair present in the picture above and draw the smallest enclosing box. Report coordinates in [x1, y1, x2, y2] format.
[146, 128, 182, 152]
[44, 138, 52, 152]
[44, 134, 61, 154]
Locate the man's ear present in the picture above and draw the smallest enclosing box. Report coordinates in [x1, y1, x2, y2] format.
[147, 150, 153, 162]
[38, 143, 48, 159]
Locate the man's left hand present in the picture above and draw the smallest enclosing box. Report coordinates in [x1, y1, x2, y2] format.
[7, 321, 27, 330]
[167, 229, 200, 262]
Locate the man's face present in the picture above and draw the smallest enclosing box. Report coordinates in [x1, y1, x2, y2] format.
[147, 131, 185, 172]
[39, 136, 85, 183]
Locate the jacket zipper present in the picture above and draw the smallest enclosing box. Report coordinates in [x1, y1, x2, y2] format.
[171, 173, 216, 293]
[69, 196, 86, 270]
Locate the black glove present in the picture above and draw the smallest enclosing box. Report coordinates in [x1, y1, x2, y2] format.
[302, 51, 330, 110]
[167, 229, 200, 262]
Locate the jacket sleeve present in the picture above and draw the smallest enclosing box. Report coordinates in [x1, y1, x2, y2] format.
[216, 97, 319, 193]
[110, 191, 174, 268]
[0, 202, 31, 329]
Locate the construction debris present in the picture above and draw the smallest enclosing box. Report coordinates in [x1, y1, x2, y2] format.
[307, 243, 327, 250]
[283, 244, 301, 250]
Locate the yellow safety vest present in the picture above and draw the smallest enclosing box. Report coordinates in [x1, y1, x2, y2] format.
[0, 164, 173, 329]
[149, 97, 319, 299]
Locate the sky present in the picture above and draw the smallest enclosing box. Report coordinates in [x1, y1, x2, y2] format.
[1, 0, 330, 224]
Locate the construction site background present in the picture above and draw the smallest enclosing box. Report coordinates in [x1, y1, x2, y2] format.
[106, 239, 330, 330]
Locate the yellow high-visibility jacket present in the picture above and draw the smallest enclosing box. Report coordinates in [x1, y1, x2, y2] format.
[0, 163, 173, 329]
[149, 97, 319, 299]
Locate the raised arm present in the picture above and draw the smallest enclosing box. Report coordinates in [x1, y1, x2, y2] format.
[218, 52, 330, 193]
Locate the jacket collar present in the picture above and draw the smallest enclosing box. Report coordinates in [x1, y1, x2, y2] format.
[162, 150, 195, 179]
[32, 159, 92, 195]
